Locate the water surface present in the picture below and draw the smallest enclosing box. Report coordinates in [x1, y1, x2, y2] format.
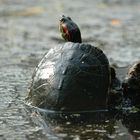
[0, 0, 140, 139]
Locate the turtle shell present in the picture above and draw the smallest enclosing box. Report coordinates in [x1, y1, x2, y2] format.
[27, 42, 110, 111]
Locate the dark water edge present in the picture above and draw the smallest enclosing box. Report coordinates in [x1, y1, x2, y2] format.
[0, 0, 140, 139]
[25, 103, 140, 140]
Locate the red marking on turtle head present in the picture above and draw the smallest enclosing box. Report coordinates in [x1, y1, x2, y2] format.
[61, 24, 71, 41]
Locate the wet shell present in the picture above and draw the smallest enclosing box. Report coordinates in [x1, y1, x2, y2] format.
[27, 42, 110, 111]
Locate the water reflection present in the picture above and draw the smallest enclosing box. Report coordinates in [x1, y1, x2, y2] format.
[26, 104, 140, 139]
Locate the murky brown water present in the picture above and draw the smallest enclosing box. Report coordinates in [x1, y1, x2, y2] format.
[0, 0, 140, 139]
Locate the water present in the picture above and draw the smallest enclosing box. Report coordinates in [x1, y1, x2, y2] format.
[0, 0, 140, 139]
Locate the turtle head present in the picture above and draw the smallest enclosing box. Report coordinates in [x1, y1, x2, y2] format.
[59, 15, 82, 43]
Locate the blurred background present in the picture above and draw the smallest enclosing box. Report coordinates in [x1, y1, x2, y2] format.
[0, 0, 140, 139]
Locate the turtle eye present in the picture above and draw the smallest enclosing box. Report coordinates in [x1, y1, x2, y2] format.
[60, 18, 66, 23]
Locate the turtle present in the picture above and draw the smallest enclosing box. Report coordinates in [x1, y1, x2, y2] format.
[122, 61, 140, 108]
[26, 15, 111, 111]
